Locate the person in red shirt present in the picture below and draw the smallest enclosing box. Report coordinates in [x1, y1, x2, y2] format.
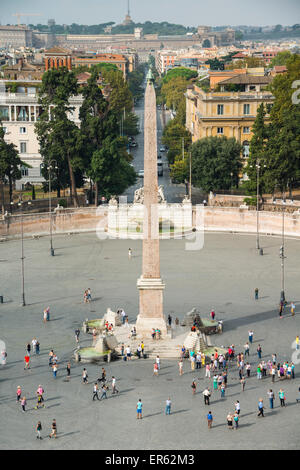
[24, 354, 30, 370]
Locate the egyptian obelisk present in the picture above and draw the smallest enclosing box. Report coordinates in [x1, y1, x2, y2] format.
[136, 70, 167, 337]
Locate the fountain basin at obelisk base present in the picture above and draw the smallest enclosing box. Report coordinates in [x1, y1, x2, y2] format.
[75, 309, 121, 363]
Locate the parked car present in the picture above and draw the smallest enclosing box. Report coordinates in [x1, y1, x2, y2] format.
[157, 154, 162, 160]
[159, 146, 166, 152]
[157, 162, 163, 177]
[138, 169, 144, 178]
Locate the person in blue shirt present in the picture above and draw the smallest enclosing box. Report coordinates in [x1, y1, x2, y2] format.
[136, 399, 143, 419]
[207, 411, 213, 429]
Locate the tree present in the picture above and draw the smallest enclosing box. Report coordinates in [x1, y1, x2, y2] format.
[162, 120, 192, 165]
[265, 54, 300, 194]
[191, 136, 242, 192]
[202, 39, 211, 48]
[162, 67, 198, 84]
[244, 104, 269, 194]
[0, 126, 28, 211]
[35, 68, 82, 207]
[205, 58, 224, 70]
[79, 70, 136, 203]
[170, 157, 188, 184]
[123, 111, 139, 136]
[101, 69, 133, 114]
[270, 51, 293, 67]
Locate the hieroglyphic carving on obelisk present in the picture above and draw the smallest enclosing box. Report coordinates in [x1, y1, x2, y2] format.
[136, 69, 167, 337]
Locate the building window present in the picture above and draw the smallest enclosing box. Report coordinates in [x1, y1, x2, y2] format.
[243, 127, 250, 134]
[20, 142, 27, 153]
[217, 104, 224, 115]
[21, 166, 28, 176]
[243, 104, 250, 115]
[217, 127, 224, 134]
[20, 127, 27, 134]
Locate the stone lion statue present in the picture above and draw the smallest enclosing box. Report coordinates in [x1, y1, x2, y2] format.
[134, 186, 166, 204]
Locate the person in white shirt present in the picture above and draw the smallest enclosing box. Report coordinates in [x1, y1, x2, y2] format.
[126, 346, 131, 360]
[111, 376, 119, 394]
[156, 355, 161, 370]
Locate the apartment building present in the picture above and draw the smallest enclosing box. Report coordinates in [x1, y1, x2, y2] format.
[186, 76, 274, 159]
[0, 86, 83, 189]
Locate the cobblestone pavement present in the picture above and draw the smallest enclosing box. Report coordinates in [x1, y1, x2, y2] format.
[0, 232, 299, 449]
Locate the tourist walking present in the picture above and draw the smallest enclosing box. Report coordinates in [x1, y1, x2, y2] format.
[178, 359, 183, 376]
[233, 413, 239, 429]
[93, 383, 100, 401]
[207, 411, 213, 429]
[111, 376, 119, 394]
[268, 389, 275, 409]
[255, 288, 259, 300]
[165, 397, 171, 415]
[227, 413, 233, 430]
[136, 399, 143, 419]
[279, 389, 286, 407]
[52, 364, 58, 379]
[75, 329, 80, 343]
[36, 421, 42, 440]
[290, 302, 295, 316]
[21, 396, 27, 413]
[257, 344, 262, 360]
[257, 399, 265, 417]
[153, 362, 159, 376]
[126, 345, 131, 361]
[16, 386, 22, 403]
[128, 248, 132, 259]
[82, 368, 88, 384]
[235, 400, 241, 415]
[244, 342, 250, 357]
[49, 419, 57, 439]
[203, 388, 211, 405]
[191, 380, 197, 395]
[240, 376, 246, 391]
[296, 336, 299, 350]
[48, 350, 54, 366]
[66, 362, 71, 380]
[248, 330, 254, 344]
[211, 309, 215, 321]
[100, 384, 108, 400]
[24, 353, 30, 370]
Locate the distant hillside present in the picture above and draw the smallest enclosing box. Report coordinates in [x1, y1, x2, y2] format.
[28, 21, 197, 36]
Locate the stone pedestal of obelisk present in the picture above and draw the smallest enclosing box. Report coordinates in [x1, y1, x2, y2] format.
[136, 70, 167, 338]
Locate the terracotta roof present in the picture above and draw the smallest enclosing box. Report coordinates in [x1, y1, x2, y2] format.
[45, 47, 71, 55]
[232, 52, 247, 58]
[273, 65, 287, 72]
[218, 74, 272, 85]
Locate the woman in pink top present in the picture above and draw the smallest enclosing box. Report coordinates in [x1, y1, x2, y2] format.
[16, 386, 22, 403]
[21, 397, 26, 412]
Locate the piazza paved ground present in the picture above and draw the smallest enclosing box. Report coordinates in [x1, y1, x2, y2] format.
[0, 231, 300, 450]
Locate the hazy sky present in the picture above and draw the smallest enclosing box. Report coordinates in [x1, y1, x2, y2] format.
[1, 0, 299, 27]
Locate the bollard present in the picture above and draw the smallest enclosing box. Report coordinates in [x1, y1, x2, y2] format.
[259, 248, 263, 256]
[51, 248, 55, 256]
[0, 296, 3, 304]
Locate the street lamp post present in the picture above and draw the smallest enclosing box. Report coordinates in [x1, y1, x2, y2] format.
[18, 199, 31, 306]
[250, 160, 266, 252]
[256, 162, 260, 250]
[280, 194, 286, 303]
[47, 160, 58, 256]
